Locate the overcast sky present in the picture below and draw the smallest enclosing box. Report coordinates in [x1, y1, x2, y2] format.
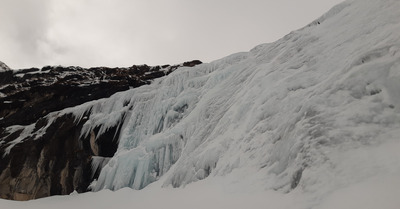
[0, 0, 343, 69]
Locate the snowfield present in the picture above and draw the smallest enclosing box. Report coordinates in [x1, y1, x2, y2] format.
[1, 0, 400, 208]
[1, 173, 399, 209]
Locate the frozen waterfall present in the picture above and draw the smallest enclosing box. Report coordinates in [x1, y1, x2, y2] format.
[55, 0, 400, 199]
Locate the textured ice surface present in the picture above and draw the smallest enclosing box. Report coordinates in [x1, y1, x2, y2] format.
[80, 0, 400, 196]
[57, 0, 400, 196]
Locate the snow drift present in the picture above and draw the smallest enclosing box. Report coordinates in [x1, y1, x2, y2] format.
[2, 0, 400, 207]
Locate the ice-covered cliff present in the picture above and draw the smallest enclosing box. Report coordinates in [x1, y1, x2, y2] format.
[1, 0, 400, 206]
[69, 0, 400, 196]
[0, 61, 201, 200]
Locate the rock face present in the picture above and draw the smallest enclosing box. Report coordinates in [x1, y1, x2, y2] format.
[0, 60, 202, 200]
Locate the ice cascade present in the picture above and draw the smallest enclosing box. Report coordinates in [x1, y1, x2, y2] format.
[57, 0, 400, 197]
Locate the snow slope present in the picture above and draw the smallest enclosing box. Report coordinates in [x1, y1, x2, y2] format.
[1, 0, 400, 208]
[0, 61, 10, 72]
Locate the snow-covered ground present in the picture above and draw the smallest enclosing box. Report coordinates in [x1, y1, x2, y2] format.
[2, 0, 400, 208]
[1, 172, 399, 209]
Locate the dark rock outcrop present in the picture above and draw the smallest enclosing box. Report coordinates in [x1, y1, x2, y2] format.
[0, 60, 202, 200]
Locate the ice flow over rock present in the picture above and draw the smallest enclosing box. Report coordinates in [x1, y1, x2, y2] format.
[27, 0, 400, 200]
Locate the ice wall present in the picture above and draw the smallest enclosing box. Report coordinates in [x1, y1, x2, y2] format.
[57, 0, 400, 198]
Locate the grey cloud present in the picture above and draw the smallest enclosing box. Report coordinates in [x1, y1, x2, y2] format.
[0, 0, 343, 69]
[0, 0, 51, 68]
